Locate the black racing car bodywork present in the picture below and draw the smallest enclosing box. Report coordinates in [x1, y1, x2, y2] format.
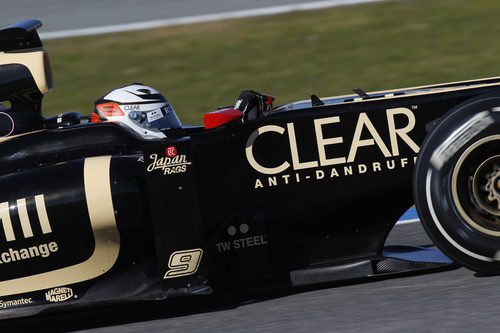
[1, 20, 500, 318]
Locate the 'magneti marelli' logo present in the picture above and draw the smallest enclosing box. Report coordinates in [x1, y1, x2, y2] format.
[45, 286, 74, 303]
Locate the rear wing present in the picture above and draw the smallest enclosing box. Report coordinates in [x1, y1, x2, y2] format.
[0, 20, 52, 112]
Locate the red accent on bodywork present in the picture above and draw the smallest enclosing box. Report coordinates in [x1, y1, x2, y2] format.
[204, 108, 244, 129]
[264, 95, 275, 106]
[90, 112, 102, 123]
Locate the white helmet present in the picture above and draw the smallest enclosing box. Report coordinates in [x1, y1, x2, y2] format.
[91, 83, 181, 139]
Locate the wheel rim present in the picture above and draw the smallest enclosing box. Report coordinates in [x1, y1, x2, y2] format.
[472, 156, 500, 216]
[451, 135, 500, 236]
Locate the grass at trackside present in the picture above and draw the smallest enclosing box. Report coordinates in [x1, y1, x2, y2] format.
[42, 0, 500, 123]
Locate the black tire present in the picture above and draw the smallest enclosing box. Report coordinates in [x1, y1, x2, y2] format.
[414, 92, 500, 274]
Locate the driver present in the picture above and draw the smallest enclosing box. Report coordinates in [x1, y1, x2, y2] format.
[91, 83, 181, 139]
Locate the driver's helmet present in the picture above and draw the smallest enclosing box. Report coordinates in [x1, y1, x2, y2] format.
[91, 83, 181, 139]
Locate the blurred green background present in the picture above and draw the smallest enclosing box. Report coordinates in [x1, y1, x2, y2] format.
[43, 0, 500, 124]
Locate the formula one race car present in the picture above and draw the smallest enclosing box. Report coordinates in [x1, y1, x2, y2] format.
[1, 19, 500, 319]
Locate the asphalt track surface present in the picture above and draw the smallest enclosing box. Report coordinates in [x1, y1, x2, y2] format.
[3, 2, 500, 332]
[2, 222, 500, 333]
[1, 0, 340, 32]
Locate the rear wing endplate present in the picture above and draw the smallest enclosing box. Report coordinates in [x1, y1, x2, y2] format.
[0, 20, 52, 112]
[0, 19, 43, 51]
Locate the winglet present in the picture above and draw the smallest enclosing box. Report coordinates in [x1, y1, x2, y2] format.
[311, 94, 325, 106]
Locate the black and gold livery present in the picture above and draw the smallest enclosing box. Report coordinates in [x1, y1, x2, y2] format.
[1, 20, 500, 319]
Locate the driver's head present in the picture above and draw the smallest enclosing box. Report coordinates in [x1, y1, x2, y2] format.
[91, 83, 181, 139]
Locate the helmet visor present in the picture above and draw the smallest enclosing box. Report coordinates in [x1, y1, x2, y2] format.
[145, 104, 181, 131]
[124, 102, 181, 136]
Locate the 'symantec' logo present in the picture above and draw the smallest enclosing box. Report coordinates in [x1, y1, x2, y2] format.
[246, 108, 420, 189]
[45, 287, 74, 303]
[0, 298, 33, 308]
